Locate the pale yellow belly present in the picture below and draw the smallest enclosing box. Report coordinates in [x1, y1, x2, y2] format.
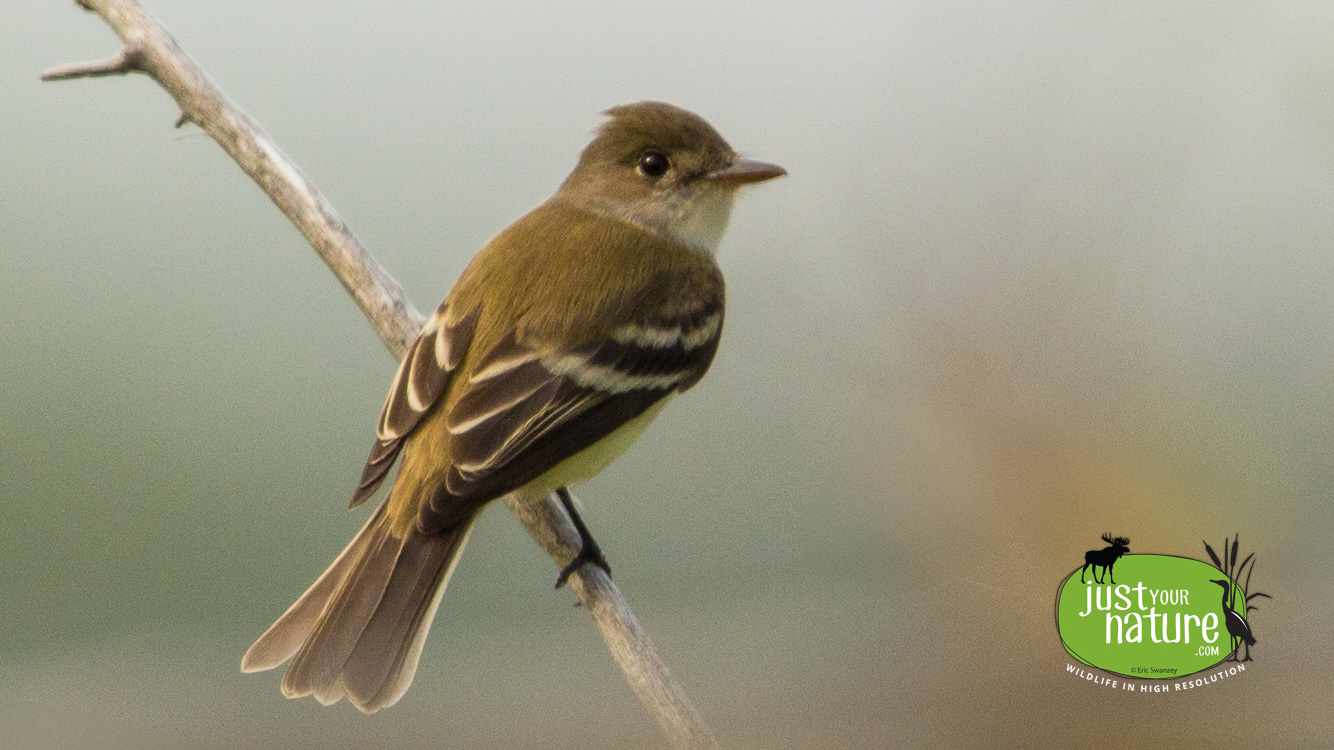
[523, 397, 671, 493]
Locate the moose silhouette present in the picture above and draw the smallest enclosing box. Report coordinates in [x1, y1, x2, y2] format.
[1080, 534, 1130, 585]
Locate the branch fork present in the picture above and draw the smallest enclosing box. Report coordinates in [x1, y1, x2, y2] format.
[42, 48, 139, 80]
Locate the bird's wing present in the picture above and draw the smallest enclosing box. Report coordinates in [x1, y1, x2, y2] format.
[349, 303, 479, 508]
[420, 269, 724, 531]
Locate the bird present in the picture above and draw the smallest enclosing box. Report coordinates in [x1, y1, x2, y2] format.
[240, 102, 785, 713]
[1209, 578, 1256, 662]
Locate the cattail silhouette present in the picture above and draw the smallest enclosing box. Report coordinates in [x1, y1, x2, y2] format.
[1203, 534, 1271, 663]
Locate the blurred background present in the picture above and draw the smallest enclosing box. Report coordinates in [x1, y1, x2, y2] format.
[3, 1, 1333, 747]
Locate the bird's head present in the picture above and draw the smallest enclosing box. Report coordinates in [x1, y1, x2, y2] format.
[557, 101, 785, 253]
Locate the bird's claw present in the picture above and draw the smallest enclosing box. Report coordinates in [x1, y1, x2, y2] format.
[555, 540, 611, 589]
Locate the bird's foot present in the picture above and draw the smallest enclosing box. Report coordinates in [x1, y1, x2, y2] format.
[555, 539, 611, 589]
[553, 486, 612, 589]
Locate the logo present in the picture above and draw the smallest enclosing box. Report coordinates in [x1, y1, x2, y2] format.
[1055, 534, 1272, 687]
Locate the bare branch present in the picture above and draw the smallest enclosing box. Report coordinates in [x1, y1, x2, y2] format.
[42, 49, 139, 80]
[46, 1, 719, 748]
[508, 496, 719, 750]
[48, 0, 423, 354]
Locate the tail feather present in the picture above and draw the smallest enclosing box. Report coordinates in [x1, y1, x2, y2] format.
[282, 519, 406, 703]
[241, 505, 386, 674]
[342, 518, 476, 709]
[242, 502, 480, 714]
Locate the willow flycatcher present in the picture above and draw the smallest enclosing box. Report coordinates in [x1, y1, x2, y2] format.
[241, 101, 785, 712]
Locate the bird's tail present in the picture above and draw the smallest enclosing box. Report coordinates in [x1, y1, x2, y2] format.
[241, 500, 479, 713]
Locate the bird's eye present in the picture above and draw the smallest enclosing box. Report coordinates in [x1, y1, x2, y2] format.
[636, 151, 670, 178]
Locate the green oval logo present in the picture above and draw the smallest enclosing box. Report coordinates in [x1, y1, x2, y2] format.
[1055, 554, 1243, 678]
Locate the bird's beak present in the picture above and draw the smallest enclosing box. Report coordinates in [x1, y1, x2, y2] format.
[706, 158, 787, 186]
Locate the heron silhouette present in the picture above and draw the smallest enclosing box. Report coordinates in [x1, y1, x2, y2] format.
[1210, 578, 1256, 662]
